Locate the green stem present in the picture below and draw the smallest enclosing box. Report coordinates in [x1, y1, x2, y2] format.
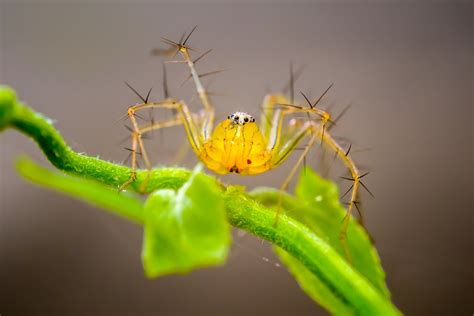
[0, 86, 400, 315]
[225, 191, 397, 315]
[3, 88, 190, 192]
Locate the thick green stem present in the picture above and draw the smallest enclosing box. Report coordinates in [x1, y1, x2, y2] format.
[225, 191, 397, 315]
[0, 86, 400, 315]
[3, 89, 190, 192]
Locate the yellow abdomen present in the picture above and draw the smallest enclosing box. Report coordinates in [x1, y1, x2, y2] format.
[199, 114, 271, 175]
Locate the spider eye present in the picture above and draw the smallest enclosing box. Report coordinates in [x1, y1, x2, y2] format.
[234, 116, 239, 121]
[244, 117, 249, 122]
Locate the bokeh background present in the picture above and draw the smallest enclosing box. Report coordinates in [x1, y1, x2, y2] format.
[0, 1, 472, 315]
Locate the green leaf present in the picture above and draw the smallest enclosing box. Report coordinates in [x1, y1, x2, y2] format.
[15, 157, 145, 224]
[293, 168, 390, 297]
[250, 168, 390, 314]
[142, 165, 231, 278]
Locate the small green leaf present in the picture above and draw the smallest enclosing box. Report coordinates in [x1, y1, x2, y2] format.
[293, 168, 390, 298]
[142, 165, 231, 278]
[16, 157, 145, 224]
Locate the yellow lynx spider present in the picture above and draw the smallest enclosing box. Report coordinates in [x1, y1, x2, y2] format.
[120, 27, 371, 261]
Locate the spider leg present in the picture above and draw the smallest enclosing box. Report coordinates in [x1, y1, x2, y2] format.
[259, 94, 289, 141]
[274, 127, 319, 226]
[276, 120, 364, 263]
[179, 47, 216, 138]
[156, 28, 216, 139]
[118, 129, 139, 191]
[119, 99, 205, 192]
[263, 92, 364, 262]
[317, 131, 362, 263]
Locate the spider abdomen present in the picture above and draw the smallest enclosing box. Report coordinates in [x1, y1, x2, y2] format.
[200, 117, 272, 175]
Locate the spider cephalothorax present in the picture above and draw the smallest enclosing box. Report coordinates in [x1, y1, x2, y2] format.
[121, 27, 368, 261]
[201, 112, 268, 175]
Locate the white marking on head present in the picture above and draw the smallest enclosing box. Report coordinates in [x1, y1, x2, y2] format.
[228, 111, 255, 125]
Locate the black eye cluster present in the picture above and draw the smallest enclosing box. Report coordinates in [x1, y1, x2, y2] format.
[227, 112, 255, 125]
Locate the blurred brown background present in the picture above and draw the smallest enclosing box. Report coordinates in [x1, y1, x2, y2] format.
[0, 1, 472, 315]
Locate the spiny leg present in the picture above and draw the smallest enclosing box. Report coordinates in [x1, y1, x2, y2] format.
[274, 129, 320, 226]
[159, 27, 216, 138]
[286, 120, 369, 263]
[133, 116, 186, 191]
[319, 132, 363, 263]
[261, 92, 331, 225]
[269, 117, 362, 263]
[121, 109, 180, 192]
[120, 83, 154, 191]
[118, 130, 139, 191]
[120, 97, 204, 192]
[270, 106, 331, 225]
[264, 90, 367, 262]
[305, 93, 359, 224]
[119, 27, 219, 191]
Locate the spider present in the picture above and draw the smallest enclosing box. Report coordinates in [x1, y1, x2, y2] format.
[120, 27, 369, 261]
